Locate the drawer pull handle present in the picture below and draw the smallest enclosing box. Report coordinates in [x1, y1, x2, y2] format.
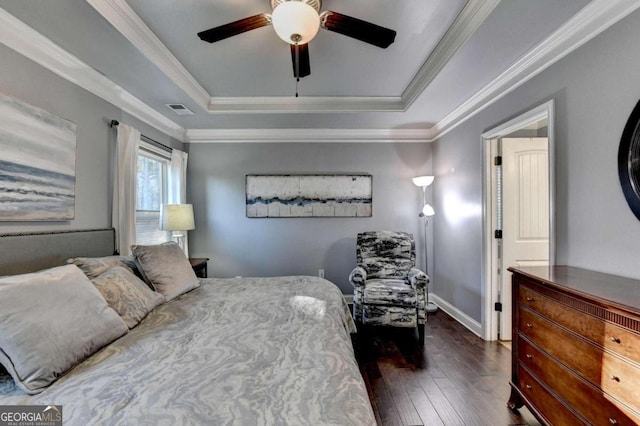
[609, 419, 618, 425]
[610, 375, 620, 382]
[610, 337, 621, 344]
[526, 354, 533, 359]
[525, 384, 532, 390]
[526, 323, 533, 328]
[526, 296, 534, 302]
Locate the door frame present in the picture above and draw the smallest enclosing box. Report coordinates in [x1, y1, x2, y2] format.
[480, 100, 556, 341]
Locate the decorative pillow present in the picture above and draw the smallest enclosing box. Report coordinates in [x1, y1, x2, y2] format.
[67, 255, 137, 279]
[91, 266, 165, 329]
[131, 242, 200, 301]
[0, 265, 128, 394]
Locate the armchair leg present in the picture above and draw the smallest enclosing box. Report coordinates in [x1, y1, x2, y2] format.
[418, 323, 425, 346]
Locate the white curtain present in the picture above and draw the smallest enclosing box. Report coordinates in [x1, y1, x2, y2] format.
[169, 149, 190, 256]
[112, 124, 140, 256]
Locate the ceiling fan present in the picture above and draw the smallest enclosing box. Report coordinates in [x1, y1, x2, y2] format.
[197, 0, 397, 82]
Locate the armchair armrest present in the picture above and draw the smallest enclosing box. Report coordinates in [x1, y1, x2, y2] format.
[408, 268, 429, 291]
[349, 266, 367, 288]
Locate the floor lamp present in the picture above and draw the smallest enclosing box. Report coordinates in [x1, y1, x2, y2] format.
[412, 176, 438, 313]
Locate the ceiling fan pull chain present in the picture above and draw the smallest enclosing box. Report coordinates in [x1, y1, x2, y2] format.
[294, 41, 300, 97]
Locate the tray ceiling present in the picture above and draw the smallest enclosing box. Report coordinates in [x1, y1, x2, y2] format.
[126, 0, 468, 98]
[2, 0, 634, 141]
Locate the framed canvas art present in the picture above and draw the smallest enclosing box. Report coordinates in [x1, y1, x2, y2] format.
[0, 94, 77, 221]
[246, 174, 372, 218]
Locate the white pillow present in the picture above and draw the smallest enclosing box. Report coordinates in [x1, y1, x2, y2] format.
[0, 265, 128, 394]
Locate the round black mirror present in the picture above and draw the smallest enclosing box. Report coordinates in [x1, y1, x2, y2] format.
[618, 98, 640, 220]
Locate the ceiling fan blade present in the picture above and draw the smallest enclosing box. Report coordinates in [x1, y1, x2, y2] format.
[291, 43, 310, 79]
[320, 11, 396, 49]
[198, 14, 271, 43]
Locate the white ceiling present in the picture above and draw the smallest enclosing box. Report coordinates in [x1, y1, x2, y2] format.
[126, 0, 467, 98]
[2, 0, 636, 142]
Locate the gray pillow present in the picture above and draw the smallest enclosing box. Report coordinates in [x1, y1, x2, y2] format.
[91, 266, 166, 329]
[0, 265, 128, 394]
[67, 255, 138, 279]
[131, 242, 200, 301]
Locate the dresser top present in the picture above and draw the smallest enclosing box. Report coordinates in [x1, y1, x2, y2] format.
[508, 265, 640, 316]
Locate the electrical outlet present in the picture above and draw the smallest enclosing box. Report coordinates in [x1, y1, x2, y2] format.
[318, 269, 325, 278]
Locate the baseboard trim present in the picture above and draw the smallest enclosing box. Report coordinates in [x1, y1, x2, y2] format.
[343, 294, 354, 304]
[430, 294, 483, 338]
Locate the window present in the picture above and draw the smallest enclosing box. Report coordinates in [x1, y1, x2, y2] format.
[135, 144, 171, 245]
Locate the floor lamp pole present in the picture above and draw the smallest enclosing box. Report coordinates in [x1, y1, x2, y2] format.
[421, 186, 438, 313]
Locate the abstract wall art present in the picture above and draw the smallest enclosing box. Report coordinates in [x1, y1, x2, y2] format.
[0, 94, 77, 221]
[246, 174, 372, 218]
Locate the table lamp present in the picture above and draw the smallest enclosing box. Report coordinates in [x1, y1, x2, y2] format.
[160, 204, 195, 253]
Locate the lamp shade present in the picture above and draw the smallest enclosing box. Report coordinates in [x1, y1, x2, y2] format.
[422, 203, 435, 217]
[271, 1, 320, 44]
[412, 175, 435, 188]
[160, 204, 195, 231]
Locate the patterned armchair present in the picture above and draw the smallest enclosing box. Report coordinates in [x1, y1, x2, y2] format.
[349, 231, 429, 344]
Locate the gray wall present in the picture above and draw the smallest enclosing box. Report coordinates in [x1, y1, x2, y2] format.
[432, 9, 640, 322]
[186, 143, 432, 293]
[0, 43, 182, 234]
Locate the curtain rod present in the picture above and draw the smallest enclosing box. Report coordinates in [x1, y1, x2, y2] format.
[109, 120, 173, 153]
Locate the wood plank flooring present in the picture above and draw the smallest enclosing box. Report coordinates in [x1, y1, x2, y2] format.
[354, 310, 542, 426]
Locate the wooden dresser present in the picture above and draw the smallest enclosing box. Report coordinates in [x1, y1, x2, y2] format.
[508, 266, 640, 425]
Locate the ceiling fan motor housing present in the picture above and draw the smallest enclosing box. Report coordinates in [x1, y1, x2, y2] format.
[270, 0, 322, 13]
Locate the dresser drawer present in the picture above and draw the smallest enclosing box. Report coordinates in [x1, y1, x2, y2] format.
[519, 337, 640, 425]
[520, 283, 640, 365]
[517, 365, 586, 426]
[519, 307, 640, 412]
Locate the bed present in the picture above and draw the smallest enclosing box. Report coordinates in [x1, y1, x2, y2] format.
[0, 229, 375, 425]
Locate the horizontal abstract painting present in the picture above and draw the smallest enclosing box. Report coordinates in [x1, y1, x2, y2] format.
[246, 174, 372, 218]
[0, 94, 77, 221]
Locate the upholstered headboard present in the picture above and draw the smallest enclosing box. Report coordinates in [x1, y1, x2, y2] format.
[0, 228, 116, 275]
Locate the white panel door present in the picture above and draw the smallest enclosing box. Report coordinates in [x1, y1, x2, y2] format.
[500, 137, 549, 338]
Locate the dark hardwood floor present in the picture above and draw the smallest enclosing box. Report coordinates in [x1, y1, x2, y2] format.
[354, 310, 542, 426]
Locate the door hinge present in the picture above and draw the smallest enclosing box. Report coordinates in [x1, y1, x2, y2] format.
[495, 302, 503, 312]
[494, 156, 502, 166]
[494, 230, 503, 239]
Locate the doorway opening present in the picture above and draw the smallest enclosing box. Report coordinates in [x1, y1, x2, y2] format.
[481, 100, 555, 341]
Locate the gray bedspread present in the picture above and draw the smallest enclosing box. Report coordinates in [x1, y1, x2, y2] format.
[0, 276, 375, 426]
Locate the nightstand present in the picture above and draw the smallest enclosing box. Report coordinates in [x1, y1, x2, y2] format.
[189, 258, 209, 278]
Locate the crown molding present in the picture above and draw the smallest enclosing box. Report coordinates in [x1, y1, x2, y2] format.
[186, 128, 432, 143]
[87, 0, 496, 114]
[0, 8, 185, 141]
[87, 0, 210, 109]
[401, 0, 500, 110]
[4, 1, 638, 143]
[0, 7, 425, 144]
[207, 96, 404, 113]
[429, 0, 640, 141]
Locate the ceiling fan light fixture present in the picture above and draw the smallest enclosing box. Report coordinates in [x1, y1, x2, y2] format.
[271, 1, 320, 45]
